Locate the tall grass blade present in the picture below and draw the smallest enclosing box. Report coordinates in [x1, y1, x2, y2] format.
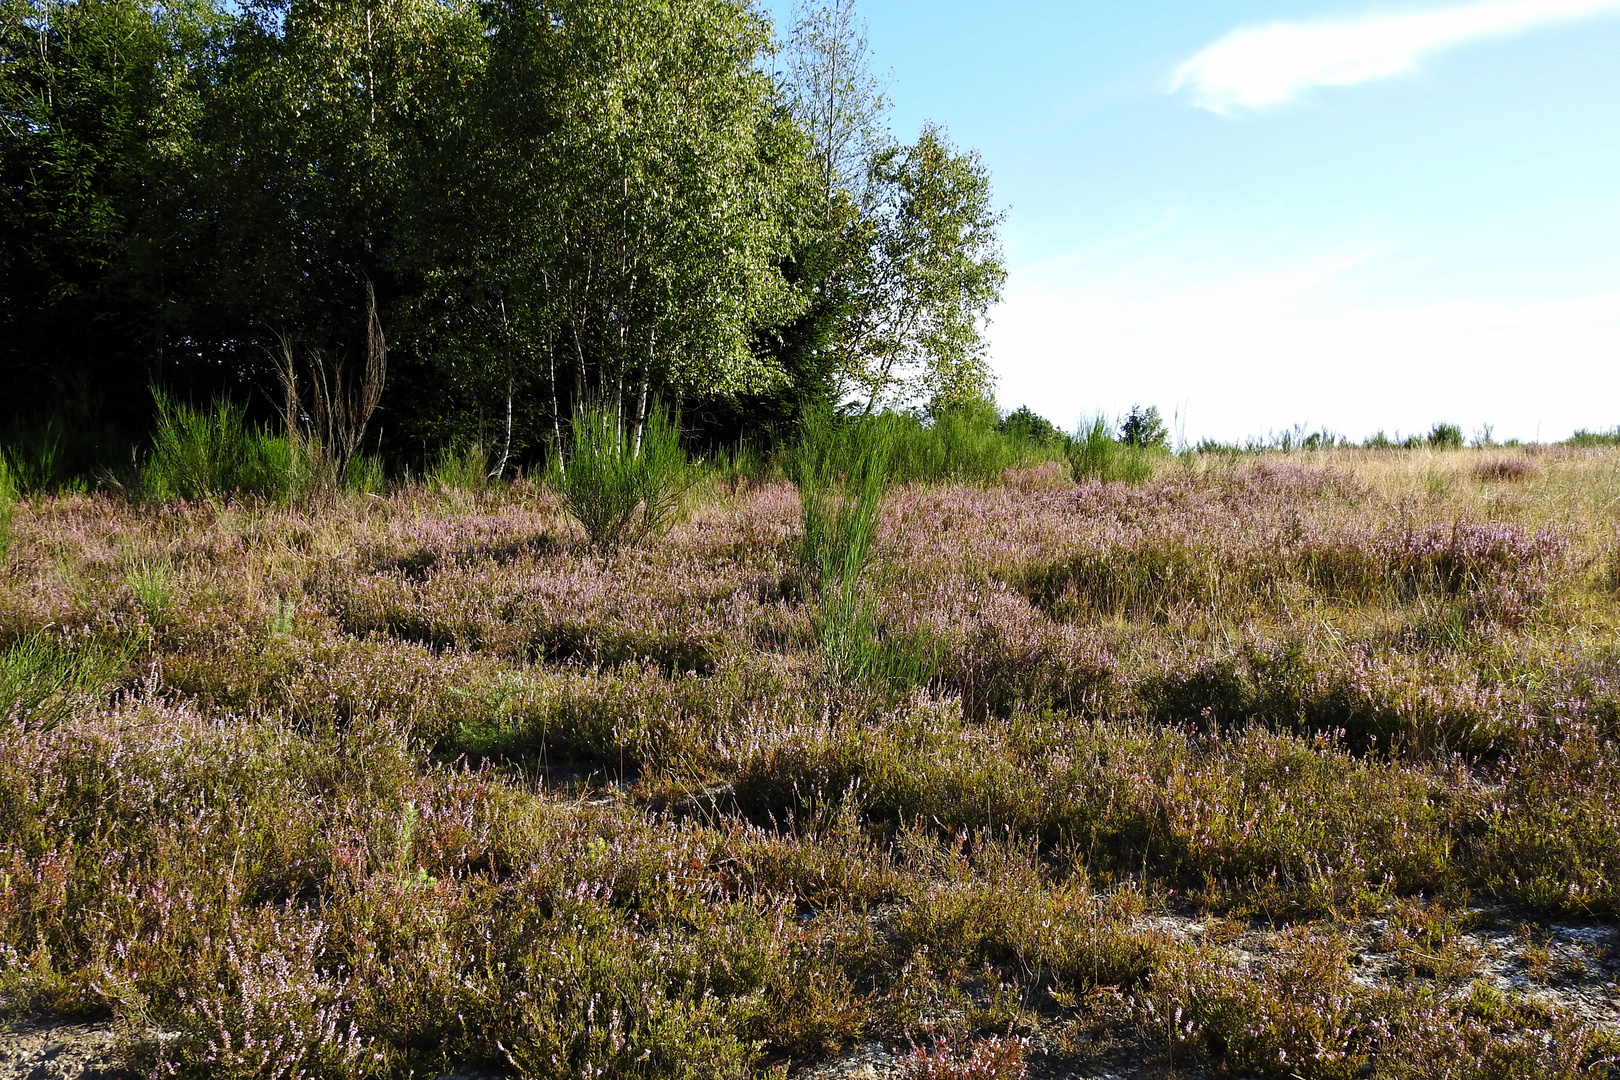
[0, 636, 123, 730]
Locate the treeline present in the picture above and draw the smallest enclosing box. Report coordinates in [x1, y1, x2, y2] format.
[0, 0, 1005, 475]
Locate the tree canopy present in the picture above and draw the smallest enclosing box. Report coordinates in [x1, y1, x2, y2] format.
[1, 0, 1008, 464]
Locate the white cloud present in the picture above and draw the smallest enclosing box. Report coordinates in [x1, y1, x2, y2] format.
[1173, 0, 1620, 115]
[987, 247, 1620, 444]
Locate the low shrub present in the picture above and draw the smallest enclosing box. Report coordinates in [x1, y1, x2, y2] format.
[559, 402, 689, 550]
[143, 391, 290, 500]
[900, 1031, 1028, 1080]
[1068, 416, 1160, 483]
[1473, 457, 1539, 482]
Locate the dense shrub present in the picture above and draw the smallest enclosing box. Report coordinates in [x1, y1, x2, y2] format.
[1067, 415, 1161, 483]
[559, 403, 689, 550]
[143, 392, 291, 500]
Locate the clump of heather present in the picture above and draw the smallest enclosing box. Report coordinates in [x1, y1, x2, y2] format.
[900, 1030, 1028, 1080]
[3, 452, 1620, 1077]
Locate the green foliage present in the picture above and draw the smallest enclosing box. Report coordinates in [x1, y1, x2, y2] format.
[1118, 405, 1168, 450]
[1426, 422, 1465, 450]
[1566, 428, 1620, 447]
[790, 411, 936, 690]
[0, 635, 122, 730]
[142, 391, 289, 501]
[4, 0, 1017, 477]
[701, 441, 773, 490]
[1069, 415, 1159, 483]
[559, 403, 689, 551]
[344, 453, 387, 495]
[0, 454, 14, 557]
[124, 561, 174, 626]
[845, 127, 1008, 412]
[782, 405, 1058, 488]
[0, 0, 219, 433]
[997, 405, 1065, 449]
[427, 443, 492, 496]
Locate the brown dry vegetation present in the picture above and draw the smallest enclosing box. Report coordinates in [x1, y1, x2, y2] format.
[3, 446, 1620, 1078]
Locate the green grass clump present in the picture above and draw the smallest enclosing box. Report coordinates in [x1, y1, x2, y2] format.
[0, 636, 123, 729]
[1067, 415, 1160, 483]
[0, 454, 15, 556]
[427, 442, 492, 495]
[143, 390, 290, 501]
[559, 402, 689, 550]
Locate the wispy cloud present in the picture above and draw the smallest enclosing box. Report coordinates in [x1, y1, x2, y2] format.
[1173, 0, 1620, 115]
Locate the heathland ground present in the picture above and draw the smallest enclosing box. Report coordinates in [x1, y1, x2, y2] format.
[3, 443, 1620, 1079]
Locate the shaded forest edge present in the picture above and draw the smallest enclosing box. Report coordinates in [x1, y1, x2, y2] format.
[2, 0, 1006, 474]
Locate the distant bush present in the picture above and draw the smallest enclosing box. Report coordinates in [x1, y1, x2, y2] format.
[1119, 404, 1169, 449]
[143, 391, 290, 501]
[779, 403, 1064, 487]
[1567, 428, 1620, 447]
[559, 402, 689, 550]
[1425, 422, 1464, 450]
[998, 405, 1066, 448]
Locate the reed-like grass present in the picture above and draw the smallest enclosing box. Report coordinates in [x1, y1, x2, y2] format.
[142, 391, 291, 501]
[557, 403, 689, 550]
[0, 454, 14, 557]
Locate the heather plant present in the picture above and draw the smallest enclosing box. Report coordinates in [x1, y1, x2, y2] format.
[1473, 456, 1539, 482]
[7, 442, 1620, 1078]
[558, 402, 689, 550]
[900, 1030, 1028, 1079]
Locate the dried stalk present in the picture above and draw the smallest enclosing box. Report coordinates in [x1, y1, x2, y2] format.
[274, 281, 389, 488]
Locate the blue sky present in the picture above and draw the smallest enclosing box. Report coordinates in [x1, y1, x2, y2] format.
[761, 0, 1620, 443]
